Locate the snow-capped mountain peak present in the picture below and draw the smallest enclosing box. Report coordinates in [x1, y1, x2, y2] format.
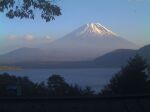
[79, 23, 118, 36]
[42, 22, 138, 61]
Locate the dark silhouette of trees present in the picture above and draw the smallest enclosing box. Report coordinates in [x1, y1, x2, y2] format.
[32, 82, 49, 96]
[101, 55, 149, 95]
[0, 73, 94, 97]
[67, 84, 84, 96]
[0, 0, 61, 22]
[47, 74, 95, 96]
[0, 73, 36, 96]
[47, 74, 71, 96]
[82, 86, 95, 96]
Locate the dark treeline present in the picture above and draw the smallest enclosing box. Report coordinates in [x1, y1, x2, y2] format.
[0, 55, 150, 97]
[0, 73, 94, 97]
[101, 55, 150, 95]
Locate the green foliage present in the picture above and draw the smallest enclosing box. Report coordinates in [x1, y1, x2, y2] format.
[0, 0, 61, 22]
[101, 55, 149, 95]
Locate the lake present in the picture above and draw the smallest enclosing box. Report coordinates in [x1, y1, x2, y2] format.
[0, 68, 120, 92]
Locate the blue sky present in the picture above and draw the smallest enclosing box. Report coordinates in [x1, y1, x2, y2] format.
[0, 0, 150, 53]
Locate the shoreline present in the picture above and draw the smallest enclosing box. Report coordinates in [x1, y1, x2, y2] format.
[0, 66, 23, 71]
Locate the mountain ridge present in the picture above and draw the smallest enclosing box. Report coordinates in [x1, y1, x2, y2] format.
[0, 44, 149, 68]
[44, 23, 138, 61]
[0, 22, 139, 63]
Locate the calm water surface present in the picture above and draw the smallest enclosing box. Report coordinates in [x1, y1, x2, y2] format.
[0, 68, 120, 91]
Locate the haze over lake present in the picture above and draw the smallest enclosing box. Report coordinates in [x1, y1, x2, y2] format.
[0, 68, 120, 91]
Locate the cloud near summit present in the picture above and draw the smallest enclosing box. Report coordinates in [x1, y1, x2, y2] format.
[7, 34, 55, 43]
[3, 34, 55, 53]
[7, 34, 34, 42]
[23, 35, 34, 41]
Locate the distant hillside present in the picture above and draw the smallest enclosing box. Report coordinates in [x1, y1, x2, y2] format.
[138, 44, 150, 64]
[93, 44, 150, 67]
[0, 45, 149, 68]
[0, 48, 50, 64]
[93, 49, 137, 67]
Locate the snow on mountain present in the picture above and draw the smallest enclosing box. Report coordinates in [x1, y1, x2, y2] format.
[76, 23, 118, 36]
[44, 23, 138, 61]
[0, 23, 139, 64]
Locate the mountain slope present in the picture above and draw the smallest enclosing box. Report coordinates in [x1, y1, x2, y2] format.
[45, 23, 138, 61]
[1, 44, 149, 68]
[93, 44, 150, 67]
[0, 48, 50, 64]
[93, 49, 137, 67]
[0, 23, 139, 65]
[138, 44, 150, 64]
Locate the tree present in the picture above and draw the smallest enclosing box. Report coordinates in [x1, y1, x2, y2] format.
[0, 73, 37, 96]
[68, 84, 83, 96]
[33, 82, 49, 96]
[47, 74, 71, 96]
[82, 86, 95, 96]
[101, 55, 149, 95]
[47, 75, 89, 96]
[0, 0, 61, 22]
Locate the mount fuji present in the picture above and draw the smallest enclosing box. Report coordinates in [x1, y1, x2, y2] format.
[45, 23, 138, 61]
[0, 23, 138, 65]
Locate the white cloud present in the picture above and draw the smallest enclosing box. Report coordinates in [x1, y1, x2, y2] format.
[2, 34, 57, 54]
[44, 35, 55, 42]
[6, 34, 55, 48]
[7, 34, 55, 43]
[23, 34, 34, 42]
